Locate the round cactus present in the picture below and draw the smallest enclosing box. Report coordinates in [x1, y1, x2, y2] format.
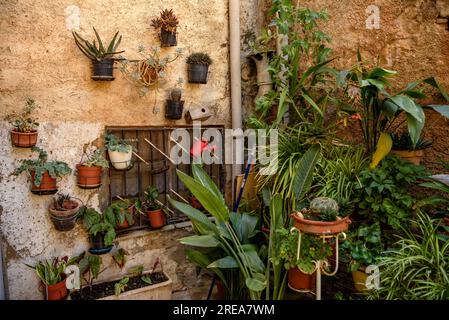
[309, 197, 339, 214]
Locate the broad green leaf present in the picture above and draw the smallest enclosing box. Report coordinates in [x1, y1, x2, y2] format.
[208, 256, 239, 269]
[176, 170, 230, 222]
[230, 212, 259, 244]
[292, 144, 321, 200]
[179, 235, 220, 248]
[389, 95, 424, 123]
[192, 164, 225, 203]
[245, 273, 267, 292]
[382, 99, 399, 118]
[427, 105, 449, 119]
[275, 86, 289, 125]
[370, 132, 393, 169]
[407, 112, 425, 147]
[368, 67, 397, 79]
[168, 197, 217, 234]
[302, 93, 323, 117]
[239, 250, 265, 273]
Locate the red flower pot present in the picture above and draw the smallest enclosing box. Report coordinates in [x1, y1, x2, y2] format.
[76, 164, 102, 189]
[31, 171, 57, 195]
[147, 208, 166, 229]
[45, 277, 68, 300]
[288, 268, 316, 292]
[11, 130, 38, 148]
[291, 213, 351, 235]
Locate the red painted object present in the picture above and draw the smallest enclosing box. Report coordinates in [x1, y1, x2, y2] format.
[190, 138, 218, 157]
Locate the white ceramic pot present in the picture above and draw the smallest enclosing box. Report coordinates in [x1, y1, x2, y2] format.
[108, 149, 132, 170]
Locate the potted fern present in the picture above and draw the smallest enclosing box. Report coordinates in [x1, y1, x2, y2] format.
[186, 52, 212, 84]
[4, 98, 40, 148]
[105, 133, 135, 170]
[76, 146, 109, 189]
[151, 9, 179, 47]
[48, 193, 81, 231]
[13, 147, 72, 195]
[72, 27, 124, 81]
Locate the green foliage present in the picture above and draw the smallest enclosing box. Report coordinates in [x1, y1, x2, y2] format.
[141, 275, 152, 285]
[13, 147, 72, 186]
[356, 156, 428, 231]
[368, 211, 449, 300]
[4, 98, 40, 132]
[79, 207, 116, 247]
[105, 200, 135, 227]
[186, 52, 213, 66]
[81, 148, 109, 168]
[309, 197, 339, 215]
[72, 27, 124, 61]
[151, 9, 179, 33]
[79, 255, 102, 288]
[104, 133, 134, 153]
[129, 265, 144, 277]
[341, 223, 382, 272]
[169, 165, 266, 300]
[274, 228, 332, 274]
[143, 185, 162, 211]
[27, 253, 85, 286]
[114, 277, 129, 297]
[112, 248, 128, 269]
[391, 132, 433, 151]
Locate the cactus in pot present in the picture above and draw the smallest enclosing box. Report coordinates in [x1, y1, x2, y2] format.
[166, 86, 184, 120]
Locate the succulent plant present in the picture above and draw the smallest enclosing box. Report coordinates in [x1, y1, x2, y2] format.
[72, 27, 124, 61]
[309, 197, 339, 215]
[151, 9, 179, 33]
[4, 98, 40, 133]
[186, 52, 213, 66]
[170, 88, 183, 101]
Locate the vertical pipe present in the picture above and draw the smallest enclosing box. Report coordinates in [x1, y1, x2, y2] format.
[0, 241, 6, 300]
[229, 0, 243, 195]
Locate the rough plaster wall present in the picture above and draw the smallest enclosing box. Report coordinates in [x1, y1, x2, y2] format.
[0, 0, 232, 299]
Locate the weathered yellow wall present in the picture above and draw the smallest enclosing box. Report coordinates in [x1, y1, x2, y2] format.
[0, 0, 232, 299]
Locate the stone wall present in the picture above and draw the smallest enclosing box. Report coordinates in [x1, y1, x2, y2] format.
[0, 0, 233, 299]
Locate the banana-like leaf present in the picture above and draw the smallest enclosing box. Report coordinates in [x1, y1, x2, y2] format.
[238, 250, 265, 273]
[192, 164, 225, 203]
[368, 67, 397, 79]
[370, 132, 393, 169]
[292, 144, 321, 200]
[427, 105, 449, 119]
[168, 197, 217, 234]
[179, 235, 220, 248]
[177, 170, 230, 222]
[245, 273, 267, 292]
[230, 212, 259, 244]
[302, 93, 323, 117]
[388, 95, 425, 123]
[107, 31, 119, 53]
[407, 112, 425, 147]
[185, 250, 228, 288]
[208, 256, 239, 269]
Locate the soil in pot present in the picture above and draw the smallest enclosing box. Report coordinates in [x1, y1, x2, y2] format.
[288, 268, 316, 292]
[76, 164, 102, 189]
[45, 277, 68, 300]
[11, 130, 38, 148]
[91, 59, 115, 81]
[147, 208, 166, 229]
[31, 171, 58, 195]
[390, 150, 423, 165]
[70, 272, 169, 300]
[160, 30, 177, 47]
[165, 100, 184, 120]
[188, 64, 209, 84]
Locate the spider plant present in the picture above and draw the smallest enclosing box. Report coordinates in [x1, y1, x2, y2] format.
[72, 27, 124, 61]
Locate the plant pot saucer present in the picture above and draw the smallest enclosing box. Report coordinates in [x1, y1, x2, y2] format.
[91, 75, 115, 81]
[31, 189, 58, 195]
[291, 213, 351, 235]
[89, 246, 113, 255]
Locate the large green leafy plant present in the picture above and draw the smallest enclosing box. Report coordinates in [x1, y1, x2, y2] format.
[13, 147, 72, 186]
[79, 207, 116, 247]
[169, 165, 266, 300]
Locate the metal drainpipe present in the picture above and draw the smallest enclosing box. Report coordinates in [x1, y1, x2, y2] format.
[229, 0, 243, 195]
[0, 241, 6, 300]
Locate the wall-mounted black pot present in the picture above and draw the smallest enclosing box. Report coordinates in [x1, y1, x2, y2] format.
[165, 100, 184, 120]
[187, 64, 209, 84]
[91, 59, 115, 81]
[160, 30, 177, 47]
[89, 233, 113, 255]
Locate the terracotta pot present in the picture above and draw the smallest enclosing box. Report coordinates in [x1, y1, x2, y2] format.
[30, 171, 57, 195]
[45, 277, 68, 300]
[76, 164, 102, 189]
[291, 213, 351, 235]
[352, 268, 368, 292]
[288, 268, 316, 292]
[147, 208, 166, 229]
[10, 130, 38, 148]
[48, 199, 80, 231]
[390, 149, 423, 165]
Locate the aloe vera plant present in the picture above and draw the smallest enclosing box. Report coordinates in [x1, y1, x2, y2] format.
[72, 27, 124, 61]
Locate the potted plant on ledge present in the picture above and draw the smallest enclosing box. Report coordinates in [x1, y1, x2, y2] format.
[105, 133, 135, 170]
[13, 147, 72, 195]
[76, 146, 109, 189]
[151, 9, 179, 47]
[48, 193, 81, 231]
[143, 185, 166, 229]
[186, 52, 212, 84]
[4, 98, 40, 148]
[105, 199, 137, 230]
[79, 206, 116, 255]
[72, 27, 124, 81]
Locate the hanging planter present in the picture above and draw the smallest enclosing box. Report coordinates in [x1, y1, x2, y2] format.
[5, 98, 40, 148]
[76, 147, 109, 189]
[186, 52, 213, 84]
[151, 9, 179, 47]
[13, 147, 72, 195]
[165, 88, 184, 120]
[89, 232, 113, 255]
[105, 133, 135, 171]
[48, 194, 81, 231]
[72, 27, 124, 81]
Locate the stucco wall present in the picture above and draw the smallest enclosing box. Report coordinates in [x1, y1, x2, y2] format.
[0, 0, 232, 299]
